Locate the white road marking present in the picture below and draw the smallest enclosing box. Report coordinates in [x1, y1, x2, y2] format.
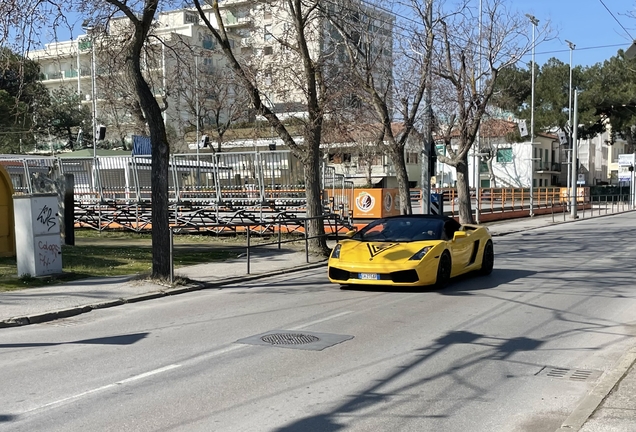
[23, 364, 181, 414]
[116, 364, 181, 384]
[289, 311, 353, 330]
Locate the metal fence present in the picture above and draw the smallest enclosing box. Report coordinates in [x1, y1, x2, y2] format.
[0, 151, 353, 231]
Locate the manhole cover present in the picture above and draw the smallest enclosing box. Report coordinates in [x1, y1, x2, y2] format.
[261, 333, 320, 345]
[237, 330, 352, 351]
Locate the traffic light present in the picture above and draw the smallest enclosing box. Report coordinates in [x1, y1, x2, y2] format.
[96, 125, 106, 141]
[200, 135, 209, 148]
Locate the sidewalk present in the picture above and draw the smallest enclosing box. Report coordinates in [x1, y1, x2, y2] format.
[1, 209, 635, 432]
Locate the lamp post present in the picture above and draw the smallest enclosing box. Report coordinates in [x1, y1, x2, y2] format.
[526, 14, 539, 217]
[474, 0, 483, 223]
[194, 54, 200, 186]
[82, 23, 98, 161]
[570, 90, 579, 219]
[565, 40, 575, 207]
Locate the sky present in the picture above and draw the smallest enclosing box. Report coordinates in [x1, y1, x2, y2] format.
[512, 0, 635, 67]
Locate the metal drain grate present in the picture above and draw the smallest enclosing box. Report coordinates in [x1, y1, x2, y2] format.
[536, 366, 602, 382]
[261, 333, 320, 345]
[237, 330, 353, 351]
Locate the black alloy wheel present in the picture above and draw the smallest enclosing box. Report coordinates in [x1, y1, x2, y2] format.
[479, 240, 494, 276]
[435, 252, 452, 289]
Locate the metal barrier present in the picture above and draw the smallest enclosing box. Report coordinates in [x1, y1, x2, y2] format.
[168, 213, 346, 283]
[3, 154, 631, 231]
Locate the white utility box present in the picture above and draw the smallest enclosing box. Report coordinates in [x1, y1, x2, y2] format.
[13, 194, 63, 277]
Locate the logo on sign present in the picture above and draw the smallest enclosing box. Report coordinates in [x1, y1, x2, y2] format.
[383, 192, 393, 211]
[355, 192, 375, 213]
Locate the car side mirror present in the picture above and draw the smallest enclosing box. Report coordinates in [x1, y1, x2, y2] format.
[453, 231, 468, 241]
[344, 230, 357, 238]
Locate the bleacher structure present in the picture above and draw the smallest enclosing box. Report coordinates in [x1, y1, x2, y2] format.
[1, 150, 354, 234]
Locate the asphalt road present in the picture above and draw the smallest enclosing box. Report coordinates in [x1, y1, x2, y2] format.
[2, 213, 636, 432]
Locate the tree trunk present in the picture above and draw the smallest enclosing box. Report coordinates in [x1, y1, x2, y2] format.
[455, 156, 474, 224]
[390, 147, 412, 214]
[127, 44, 171, 279]
[303, 148, 329, 255]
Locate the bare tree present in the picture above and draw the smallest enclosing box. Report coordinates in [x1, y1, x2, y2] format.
[192, 0, 353, 254]
[324, 0, 430, 214]
[172, 49, 251, 152]
[82, 0, 173, 278]
[427, 0, 533, 223]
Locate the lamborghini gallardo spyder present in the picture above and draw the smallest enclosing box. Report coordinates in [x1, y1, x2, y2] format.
[328, 215, 494, 288]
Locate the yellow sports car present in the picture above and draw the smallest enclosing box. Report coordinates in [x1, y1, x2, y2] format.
[328, 215, 494, 288]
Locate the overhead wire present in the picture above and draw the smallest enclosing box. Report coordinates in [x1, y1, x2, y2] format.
[322, 0, 627, 63]
[597, 0, 635, 40]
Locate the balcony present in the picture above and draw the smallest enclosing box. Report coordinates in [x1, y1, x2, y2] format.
[41, 68, 93, 82]
[225, 14, 251, 27]
[535, 162, 561, 173]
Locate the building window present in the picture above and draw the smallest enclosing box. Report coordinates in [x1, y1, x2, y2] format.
[202, 35, 215, 50]
[264, 24, 273, 41]
[406, 152, 418, 164]
[328, 153, 351, 164]
[496, 148, 513, 163]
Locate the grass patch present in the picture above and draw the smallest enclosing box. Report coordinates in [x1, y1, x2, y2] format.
[0, 244, 239, 291]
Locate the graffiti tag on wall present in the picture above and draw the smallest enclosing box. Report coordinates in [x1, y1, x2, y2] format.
[36, 205, 57, 232]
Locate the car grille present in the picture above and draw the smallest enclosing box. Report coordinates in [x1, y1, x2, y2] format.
[330, 267, 419, 284]
[329, 267, 350, 281]
[390, 270, 419, 284]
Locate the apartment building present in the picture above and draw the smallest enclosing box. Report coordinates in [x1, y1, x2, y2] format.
[28, 1, 394, 152]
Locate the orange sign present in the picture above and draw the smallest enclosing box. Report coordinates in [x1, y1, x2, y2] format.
[352, 188, 400, 219]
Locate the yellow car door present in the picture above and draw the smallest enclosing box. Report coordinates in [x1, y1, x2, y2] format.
[448, 231, 473, 276]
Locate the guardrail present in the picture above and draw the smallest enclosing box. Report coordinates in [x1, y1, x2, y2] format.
[168, 214, 345, 283]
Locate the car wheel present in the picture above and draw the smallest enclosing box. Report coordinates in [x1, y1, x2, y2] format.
[479, 240, 494, 276]
[435, 252, 452, 289]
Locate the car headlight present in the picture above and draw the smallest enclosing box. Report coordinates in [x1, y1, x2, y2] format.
[409, 246, 432, 261]
[331, 244, 342, 259]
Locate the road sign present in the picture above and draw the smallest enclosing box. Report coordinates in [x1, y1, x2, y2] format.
[577, 174, 585, 185]
[618, 154, 635, 167]
[430, 193, 443, 215]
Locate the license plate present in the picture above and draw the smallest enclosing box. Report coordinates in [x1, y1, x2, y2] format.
[359, 273, 379, 280]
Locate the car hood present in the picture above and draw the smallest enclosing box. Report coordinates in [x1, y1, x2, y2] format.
[336, 239, 442, 264]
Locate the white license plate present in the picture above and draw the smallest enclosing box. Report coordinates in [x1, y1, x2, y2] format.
[359, 273, 379, 280]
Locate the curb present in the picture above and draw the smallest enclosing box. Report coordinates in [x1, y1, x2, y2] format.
[489, 210, 633, 237]
[0, 260, 328, 329]
[555, 347, 636, 432]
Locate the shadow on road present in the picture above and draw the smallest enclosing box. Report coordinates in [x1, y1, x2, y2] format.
[0, 332, 149, 349]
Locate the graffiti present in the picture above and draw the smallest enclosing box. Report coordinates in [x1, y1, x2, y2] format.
[38, 240, 60, 269]
[36, 205, 57, 232]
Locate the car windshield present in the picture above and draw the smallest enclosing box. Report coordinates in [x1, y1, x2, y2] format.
[352, 217, 445, 242]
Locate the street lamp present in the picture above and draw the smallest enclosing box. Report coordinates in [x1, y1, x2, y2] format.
[82, 21, 98, 161]
[565, 40, 575, 205]
[526, 14, 539, 217]
[474, 0, 483, 223]
[570, 90, 579, 219]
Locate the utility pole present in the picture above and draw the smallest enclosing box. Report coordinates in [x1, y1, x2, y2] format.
[526, 14, 539, 217]
[474, 0, 483, 223]
[566, 40, 575, 208]
[420, 0, 433, 215]
[570, 90, 579, 219]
